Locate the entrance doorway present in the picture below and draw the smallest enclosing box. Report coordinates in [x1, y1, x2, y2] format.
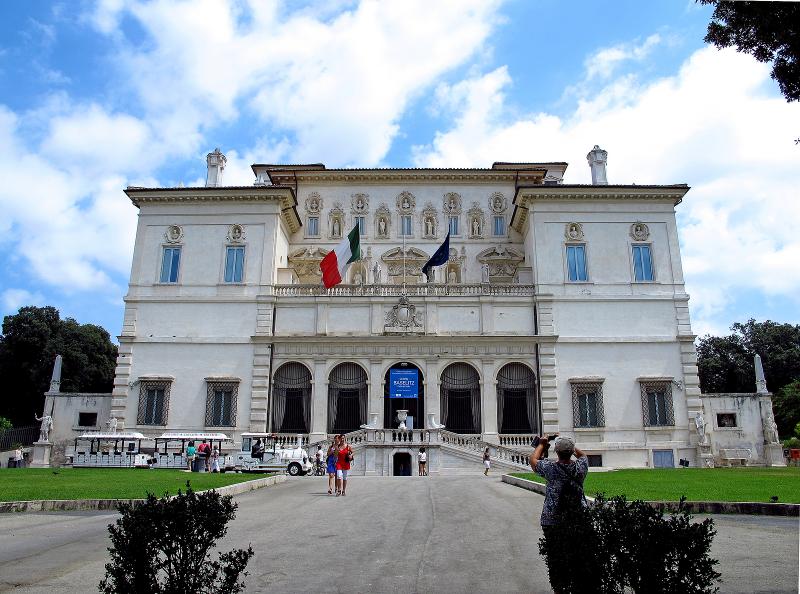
[384, 362, 424, 429]
[393, 452, 412, 476]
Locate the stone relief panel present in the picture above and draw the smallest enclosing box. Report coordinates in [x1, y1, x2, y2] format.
[396, 191, 416, 213]
[329, 202, 345, 239]
[165, 225, 183, 244]
[421, 202, 438, 239]
[384, 295, 424, 334]
[381, 247, 429, 283]
[351, 193, 369, 214]
[630, 222, 650, 241]
[565, 222, 584, 241]
[467, 202, 485, 239]
[442, 192, 462, 215]
[489, 192, 507, 214]
[305, 192, 323, 214]
[288, 247, 329, 283]
[477, 245, 524, 284]
[226, 224, 246, 244]
[375, 203, 391, 239]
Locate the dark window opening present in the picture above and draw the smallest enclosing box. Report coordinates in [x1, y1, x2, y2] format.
[500, 390, 529, 433]
[717, 413, 737, 428]
[446, 390, 474, 433]
[332, 389, 361, 434]
[78, 412, 97, 427]
[588, 455, 603, 468]
[280, 389, 306, 433]
[393, 452, 412, 476]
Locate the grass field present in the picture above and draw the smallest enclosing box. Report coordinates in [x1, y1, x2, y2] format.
[511, 467, 800, 503]
[0, 468, 270, 502]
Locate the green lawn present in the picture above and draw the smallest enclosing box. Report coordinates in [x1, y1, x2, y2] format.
[511, 467, 800, 503]
[0, 468, 269, 502]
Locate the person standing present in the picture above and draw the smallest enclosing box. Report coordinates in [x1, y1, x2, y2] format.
[210, 446, 221, 473]
[326, 436, 340, 495]
[483, 447, 491, 476]
[186, 441, 196, 472]
[12, 448, 23, 468]
[418, 447, 427, 476]
[335, 434, 353, 496]
[530, 436, 589, 594]
[198, 440, 210, 471]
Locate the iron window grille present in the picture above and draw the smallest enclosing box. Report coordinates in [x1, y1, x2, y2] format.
[640, 381, 674, 427]
[571, 381, 605, 428]
[205, 380, 239, 427]
[137, 380, 171, 426]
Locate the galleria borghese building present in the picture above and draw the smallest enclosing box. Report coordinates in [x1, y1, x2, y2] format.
[43, 145, 783, 474]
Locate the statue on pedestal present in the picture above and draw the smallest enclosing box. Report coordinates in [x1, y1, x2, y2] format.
[763, 410, 779, 444]
[35, 413, 53, 443]
[373, 262, 381, 284]
[481, 263, 490, 283]
[694, 412, 708, 445]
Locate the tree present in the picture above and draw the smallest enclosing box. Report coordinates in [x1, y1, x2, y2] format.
[0, 417, 12, 431]
[773, 380, 800, 442]
[100, 484, 254, 594]
[0, 306, 118, 426]
[696, 319, 800, 438]
[699, 1, 800, 102]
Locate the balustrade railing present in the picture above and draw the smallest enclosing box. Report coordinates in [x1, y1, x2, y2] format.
[498, 434, 536, 449]
[272, 284, 535, 298]
[440, 430, 531, 468]
[273, 433, 309, 448]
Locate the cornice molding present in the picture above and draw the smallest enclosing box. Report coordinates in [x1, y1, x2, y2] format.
[124, 186, 302, 234]
[267, 170, 546, 185]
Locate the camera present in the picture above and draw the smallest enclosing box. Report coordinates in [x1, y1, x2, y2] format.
[532, 434, 559, 458]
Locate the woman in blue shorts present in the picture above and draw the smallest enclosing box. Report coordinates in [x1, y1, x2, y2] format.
[326, 435, 340, 495]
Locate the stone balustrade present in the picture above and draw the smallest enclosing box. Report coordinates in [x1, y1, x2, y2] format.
[272, 283, 536, 298]
[498, 434, 536, 449]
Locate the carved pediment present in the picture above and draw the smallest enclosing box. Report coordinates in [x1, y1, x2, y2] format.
[381, 247, 429, 280]
[477, 245, 524, 284]
[288, 247, 330, 283]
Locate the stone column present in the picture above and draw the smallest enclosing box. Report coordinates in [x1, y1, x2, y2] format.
[310, 359, 328, 441]
[369, 359, 384, 428]
[424, 358, 440, 427]
[481, 359, 499, 444]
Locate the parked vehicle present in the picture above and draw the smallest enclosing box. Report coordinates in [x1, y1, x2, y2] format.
[72, 432, 147, 468]
[153, 432, 232, 470]
[225, 433, 313, 475]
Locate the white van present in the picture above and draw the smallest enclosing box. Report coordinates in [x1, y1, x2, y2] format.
[226, 433, 313, 476]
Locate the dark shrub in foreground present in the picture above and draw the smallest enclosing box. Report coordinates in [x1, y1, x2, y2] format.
[100, 483, 253, 594]
[539, 495, 721, 594]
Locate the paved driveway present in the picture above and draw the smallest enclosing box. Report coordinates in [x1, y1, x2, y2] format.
[0, 476, 797, 593]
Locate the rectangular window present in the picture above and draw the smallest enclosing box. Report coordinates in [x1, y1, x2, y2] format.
[571, 382, 605, 428]
[137, 381, 171, 426]
[205, 381, 238, 427]
[401, 215, 412, 237]
[566, 244, 588, 282]
[78, 412, 97, 427]
[640, 381, 674, 427]
[449, 216, 459, 236]
[224, 246, 245, 283]
[356, 216, 365, 236]
[160, 247, 181, 283]
[307, 216, 319, 236]
[632, 244, 654, 281]
[717, 413, 737, 428]
[493, 215, 505, 236]
[588, 455, 603, 468]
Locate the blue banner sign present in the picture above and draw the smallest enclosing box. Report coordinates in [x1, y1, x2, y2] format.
[389, 369, 418, 399]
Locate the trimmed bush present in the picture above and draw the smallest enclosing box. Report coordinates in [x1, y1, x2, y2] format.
[539, 495, 721, 594]
[100, 483, 253, 594]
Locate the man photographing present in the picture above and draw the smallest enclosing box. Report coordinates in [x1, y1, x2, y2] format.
[530, 436, 589, 593]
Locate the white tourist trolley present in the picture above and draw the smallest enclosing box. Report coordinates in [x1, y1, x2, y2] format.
[225, 433, 313, 476]
[152, 432, 232, 470]
[73, 432, 149, 468]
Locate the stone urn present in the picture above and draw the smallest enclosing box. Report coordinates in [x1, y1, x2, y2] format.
[396, 409, 408, 431]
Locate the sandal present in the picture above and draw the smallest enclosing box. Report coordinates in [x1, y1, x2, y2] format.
[328, 489, 332, 494]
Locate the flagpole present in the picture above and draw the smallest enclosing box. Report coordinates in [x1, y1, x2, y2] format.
[402, 218, 406, 294]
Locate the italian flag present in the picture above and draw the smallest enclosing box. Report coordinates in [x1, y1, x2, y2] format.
[320, 224, 361, 288]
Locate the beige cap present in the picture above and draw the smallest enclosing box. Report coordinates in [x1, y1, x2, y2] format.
[554, 436, 575, 454]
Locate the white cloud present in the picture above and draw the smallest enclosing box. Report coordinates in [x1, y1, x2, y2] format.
[585, 34, 662, 80]
[88, 0, 503, 166]
[413, 46, 800, 332]
[1, 288, 46, 313]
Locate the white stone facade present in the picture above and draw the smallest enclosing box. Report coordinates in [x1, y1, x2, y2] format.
[46, 151, 765, 471]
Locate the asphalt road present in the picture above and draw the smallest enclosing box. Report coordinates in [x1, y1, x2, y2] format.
[0, 475, 797, 593]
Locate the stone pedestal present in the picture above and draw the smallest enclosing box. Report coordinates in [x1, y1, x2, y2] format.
[698, 443, 714, 468]
[30, 441, 52, 468]
[764, 443, 786, 467]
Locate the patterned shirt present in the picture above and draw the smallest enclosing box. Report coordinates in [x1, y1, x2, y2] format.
[534, 456, 589, 526]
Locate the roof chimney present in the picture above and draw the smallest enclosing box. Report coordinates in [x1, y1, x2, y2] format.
[586, 145, 608, 185]
[206, 148, 227, 187]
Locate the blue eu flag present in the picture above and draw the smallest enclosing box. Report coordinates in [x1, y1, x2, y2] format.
[422, 232, 450, 280]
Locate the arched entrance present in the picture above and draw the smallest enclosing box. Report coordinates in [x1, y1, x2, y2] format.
[272, 362, 312, 433]
[496, 363, 538, 434]
[440, 363, 481, 434]
[328, 363, 368, 434]
[384, 362, 424, 429]
[393, 452, 412, 476]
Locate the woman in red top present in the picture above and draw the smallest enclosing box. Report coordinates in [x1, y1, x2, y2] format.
[335, 434, 353, 496]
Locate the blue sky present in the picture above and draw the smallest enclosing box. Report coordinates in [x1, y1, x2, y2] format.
[0, 0, 798, 340]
